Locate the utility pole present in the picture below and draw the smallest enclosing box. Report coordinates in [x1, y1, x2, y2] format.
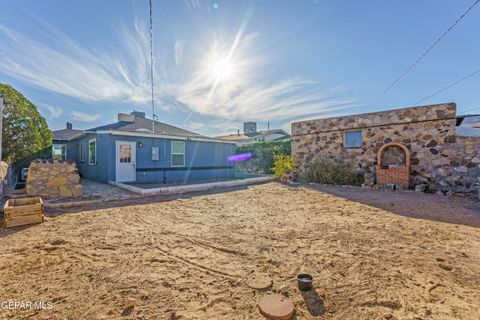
[149, 0, 156, 133]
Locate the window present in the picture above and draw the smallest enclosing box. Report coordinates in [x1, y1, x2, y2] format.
[79, 143, 85, 162]
[171, 141, 185, 167]
[344, 130, 362, 148]
[89, 138, 96, 165]
[119, 144, 132, 163]
[52, 144, 67, 160]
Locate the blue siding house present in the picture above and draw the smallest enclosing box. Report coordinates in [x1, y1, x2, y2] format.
[52, 111, 236, 184]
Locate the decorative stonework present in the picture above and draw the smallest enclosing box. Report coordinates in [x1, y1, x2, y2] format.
[376, 142, 410, 189]
[26, 160, 82, 198]
[292, 103, 480, 193]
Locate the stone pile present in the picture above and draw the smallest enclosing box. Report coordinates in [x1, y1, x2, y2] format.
[26, 160, 82, 198]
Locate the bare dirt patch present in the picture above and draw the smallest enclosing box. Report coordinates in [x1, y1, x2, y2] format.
[0, 182, 479, 319]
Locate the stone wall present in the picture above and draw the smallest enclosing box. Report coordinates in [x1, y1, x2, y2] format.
[26, 160, 82, 198]
[291, 103, 480, 193]
[434, 136, 480, 192]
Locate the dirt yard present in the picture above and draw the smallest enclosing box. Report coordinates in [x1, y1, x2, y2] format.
[0, 182, 479, 319]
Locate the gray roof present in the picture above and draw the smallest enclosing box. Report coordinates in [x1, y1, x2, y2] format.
[86, 116, 200, 137]
[52, 129, 84, 141]
[52, 114, 234, 143]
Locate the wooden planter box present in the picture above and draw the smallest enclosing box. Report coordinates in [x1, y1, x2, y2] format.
[3, 197, 44, 228]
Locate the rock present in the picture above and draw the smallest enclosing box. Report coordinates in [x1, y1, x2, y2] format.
[47, 176, 68, 187]
[59, 186, 73, 197]
[415, 185, 426, 193]
[444, 135, 456, 143]
[454, 166, 468, 173]
[423, 134, 433, 140]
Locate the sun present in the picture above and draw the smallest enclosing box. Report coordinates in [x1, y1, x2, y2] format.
[213, 58, 234, 80]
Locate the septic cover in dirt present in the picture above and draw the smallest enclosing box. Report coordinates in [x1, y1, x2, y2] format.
[258, 294, 294, 319]
[245, 272, 273, 290]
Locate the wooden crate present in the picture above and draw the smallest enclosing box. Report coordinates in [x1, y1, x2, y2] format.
[3, 197, 44, 228]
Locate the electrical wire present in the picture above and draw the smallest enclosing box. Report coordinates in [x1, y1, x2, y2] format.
[414, 68, 480, 105]
[369, 0, 480, 106]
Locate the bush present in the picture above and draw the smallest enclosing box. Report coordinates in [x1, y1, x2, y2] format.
[236, 140, 291, 173]
[271, 154, 298, 180]
[301, 158, 364, 186]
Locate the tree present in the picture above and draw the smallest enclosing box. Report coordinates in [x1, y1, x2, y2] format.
[0, 83, 52, 164]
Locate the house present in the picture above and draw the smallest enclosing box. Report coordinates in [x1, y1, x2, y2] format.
[456, 114, 480, 137]
[52, 111, 236, 184]
[215, 122, 290, 145]
[292, 103, 480, 193]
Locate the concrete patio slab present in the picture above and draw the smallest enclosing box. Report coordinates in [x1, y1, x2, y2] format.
[44, 180, 140, 209]
[110, 176, 275, 196]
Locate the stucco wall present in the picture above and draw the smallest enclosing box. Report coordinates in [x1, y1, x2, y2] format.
[291, 103, 480, 192]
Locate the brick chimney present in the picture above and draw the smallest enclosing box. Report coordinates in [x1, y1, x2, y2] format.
[130, 111, 146, 118]
[243, 122, 257, 135]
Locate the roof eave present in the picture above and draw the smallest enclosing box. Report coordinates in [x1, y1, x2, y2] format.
[86, 129, 237, 144]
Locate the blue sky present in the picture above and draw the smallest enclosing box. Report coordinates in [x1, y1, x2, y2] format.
[0, 0, 479, 136]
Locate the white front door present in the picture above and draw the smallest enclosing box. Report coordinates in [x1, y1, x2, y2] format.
[115, 141, 136, 182]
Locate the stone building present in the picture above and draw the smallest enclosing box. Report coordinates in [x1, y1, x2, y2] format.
[291, 103, 480, 193]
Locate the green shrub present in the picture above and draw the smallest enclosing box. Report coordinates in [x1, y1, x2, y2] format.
[236, 140, 291, 173]
[301, 158, 364, 186]
[271, 154, 298, 180]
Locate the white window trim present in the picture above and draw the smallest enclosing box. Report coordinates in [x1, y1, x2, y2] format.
[52, 144, 67, 160]
[171, 140, 185, 167]
[89, 138, 97, 165]
[79, 143, 85, 162]
[343, 130, 363, 149]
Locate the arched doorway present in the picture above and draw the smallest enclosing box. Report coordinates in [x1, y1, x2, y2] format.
[375, 142, 410, 189]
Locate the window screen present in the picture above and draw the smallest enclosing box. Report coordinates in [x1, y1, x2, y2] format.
[344, 130, 362, 148]
[152, 147, 159, 161]
[52, 144, 66, 160]
[89, 139, 96, 165]
[171, 141, 185, 167]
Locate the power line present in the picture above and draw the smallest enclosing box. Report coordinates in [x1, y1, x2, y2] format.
[414, 67, 480, 105]
[369, 0, 480, 106]
[460, 106, 480, 114]
[149, 0, 156, 132]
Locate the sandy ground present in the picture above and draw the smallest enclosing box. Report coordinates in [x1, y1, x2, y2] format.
[0, 182, 479, 319]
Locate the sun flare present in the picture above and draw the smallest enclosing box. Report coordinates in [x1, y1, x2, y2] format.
[213, 58, 234, 80]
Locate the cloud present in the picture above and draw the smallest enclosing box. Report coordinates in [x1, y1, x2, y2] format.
[39, 103, 63, 119]
[71, 111, 100, 122]
[174, 40, 184, 67]
[183, 0, 202, 11]
[0, 17, 357, 135]
[0, 22, 150, 103]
